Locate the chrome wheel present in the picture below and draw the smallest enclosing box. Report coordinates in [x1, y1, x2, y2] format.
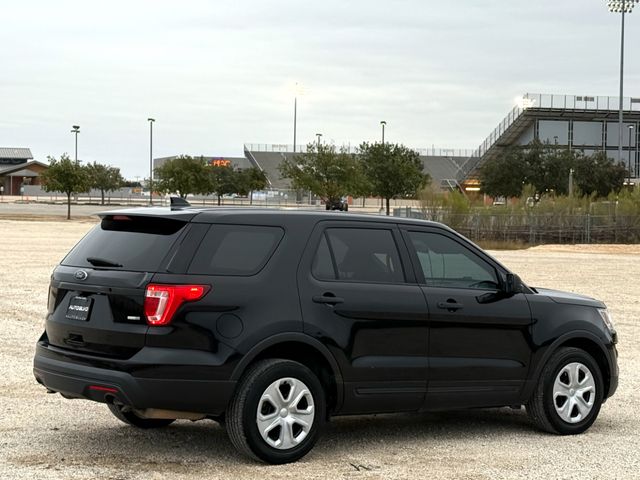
[553, 362, 596, 424]
[256, 377, 315, 450]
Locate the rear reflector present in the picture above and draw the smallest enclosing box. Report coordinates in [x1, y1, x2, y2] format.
[144, 284, 209, 326]
[88, 385, 118, 393]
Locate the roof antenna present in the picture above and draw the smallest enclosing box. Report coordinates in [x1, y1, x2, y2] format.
[170, 197, 191, 210]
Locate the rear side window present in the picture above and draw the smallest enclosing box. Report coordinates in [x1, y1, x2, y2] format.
[312, 228, 405, 283]
[188, 224, 284, 276]
[62, 215, 187, 272]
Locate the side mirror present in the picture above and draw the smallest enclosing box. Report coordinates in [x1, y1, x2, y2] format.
[504, 273, 523, 295]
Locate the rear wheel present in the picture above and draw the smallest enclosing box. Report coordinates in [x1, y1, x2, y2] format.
[226, 359, 326, 464]
[107, 403, 175, 429]
[526, 347, 604, 435]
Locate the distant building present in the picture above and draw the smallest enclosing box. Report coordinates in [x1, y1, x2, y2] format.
[0, 148, 48, 195]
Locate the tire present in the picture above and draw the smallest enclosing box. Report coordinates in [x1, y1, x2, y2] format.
[107, 403, 175, 429]
[226, 359, 326, 464]
[526, 347, 604, 435]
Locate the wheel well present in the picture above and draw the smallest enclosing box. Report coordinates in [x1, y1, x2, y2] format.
[249, 342, 339, 413]
[559, 338, 611, 397]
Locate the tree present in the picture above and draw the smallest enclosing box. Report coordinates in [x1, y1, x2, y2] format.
[537, 148, 577, 196]
[358, 142, 429, 215]
[154, 155, 211, 199]
[574, 151, 627, 197]
[41, 154, 91, 220]
[279, 143, 363, 207]
[481, 141, 581, 199]
[480, 147, 527, 198]
[86, 162, 124, 205]
[209, 165, 237, 205]
[236, 167, 268, 204]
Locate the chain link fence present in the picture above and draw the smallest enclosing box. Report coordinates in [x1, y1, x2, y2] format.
[395, 207, 640, 244]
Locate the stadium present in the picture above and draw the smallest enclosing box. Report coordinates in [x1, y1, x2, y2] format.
[155, 93, 640, 197]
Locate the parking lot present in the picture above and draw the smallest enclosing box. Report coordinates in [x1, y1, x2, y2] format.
[1, 218, 638, 479]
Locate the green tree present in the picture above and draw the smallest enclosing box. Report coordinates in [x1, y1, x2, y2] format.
[358, 142, 429, 215]
[85, 162, 124, 205]
[154, 155, 211, 199]
[480, 147, 527, 198]
[41, 154, 91, 220]
[236, 167, 268, 204]
[209, 165, 237, 205]
[521, 139, 546, 191]
[574, 151, 627, 197]
[481, 141, 580, 199]
[538, 148, 577, 196]
[279, 143, 363, 207]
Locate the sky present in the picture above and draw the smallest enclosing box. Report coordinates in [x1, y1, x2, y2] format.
[1, 0, 639, 179]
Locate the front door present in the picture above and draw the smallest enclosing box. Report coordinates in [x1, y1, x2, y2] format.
[298, 221, 429, 414]
[401, 227, 533, 410]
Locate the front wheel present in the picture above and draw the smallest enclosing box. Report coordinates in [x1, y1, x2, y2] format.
[226, 359, 326, 464]
[526, 347, 604, 435]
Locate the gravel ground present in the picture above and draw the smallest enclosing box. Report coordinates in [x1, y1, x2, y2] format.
[0, 219, 638, 479]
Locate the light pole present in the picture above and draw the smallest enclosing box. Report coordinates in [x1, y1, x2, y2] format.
[315, 133, 322, 148]
[607, 0, 638, 165]
[148, 118, 155, 206]
[380, 121, 387, 210]
[71, 125, 80, 164]
[629, 125, 635, 185]
[293, 95, 297, 153]
[569, 168, 575, 196]
[292, 83, 304, 153]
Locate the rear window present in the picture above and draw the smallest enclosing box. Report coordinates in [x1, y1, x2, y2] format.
[62, 215, 187, 272]
[188, 224, 284, 276]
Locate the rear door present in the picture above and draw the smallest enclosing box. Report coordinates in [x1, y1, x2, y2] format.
[45, 213, 192, 359]
[298, 221, 429, 415]
[401, 227, 532, 409]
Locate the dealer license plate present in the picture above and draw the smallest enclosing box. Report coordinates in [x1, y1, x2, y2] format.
[65, 296, 93, 321]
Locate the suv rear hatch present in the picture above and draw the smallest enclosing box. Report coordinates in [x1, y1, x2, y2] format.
[45, 211, 195, 359]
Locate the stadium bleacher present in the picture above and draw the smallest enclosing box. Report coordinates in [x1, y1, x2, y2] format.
[244, 145, 470, 191]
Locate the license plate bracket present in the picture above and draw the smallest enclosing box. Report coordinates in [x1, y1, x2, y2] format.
[65, 296, 93, 321]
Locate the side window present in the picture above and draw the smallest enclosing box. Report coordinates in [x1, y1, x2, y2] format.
[408, 231, 499, 289]
[312, 228, 405, 283]
[311, 234, 336, 280]
[189, 224, 284, 276]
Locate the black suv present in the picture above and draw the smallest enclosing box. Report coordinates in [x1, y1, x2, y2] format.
[34, 206, 619, 464]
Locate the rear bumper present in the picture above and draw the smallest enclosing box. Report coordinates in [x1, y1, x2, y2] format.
[33, 341, 236, 415]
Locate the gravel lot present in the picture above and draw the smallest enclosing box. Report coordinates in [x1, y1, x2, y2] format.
[1, 219, 638, 479]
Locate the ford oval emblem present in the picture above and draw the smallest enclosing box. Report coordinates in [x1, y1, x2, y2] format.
[74, 270, 88, 281]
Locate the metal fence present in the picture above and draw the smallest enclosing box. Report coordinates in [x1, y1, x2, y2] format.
[243, 143, 475, 158]
[395, 208, 640, 244]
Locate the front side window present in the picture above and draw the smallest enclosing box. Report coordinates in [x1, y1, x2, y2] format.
[407, 231, 498, 289]
[312, 228, 405, 283]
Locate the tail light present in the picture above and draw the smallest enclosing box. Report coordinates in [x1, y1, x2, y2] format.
[144, 284, 209, 326]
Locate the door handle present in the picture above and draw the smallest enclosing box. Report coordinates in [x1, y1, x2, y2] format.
[312, 295, 344, 305]
[437, 300, 464, 311]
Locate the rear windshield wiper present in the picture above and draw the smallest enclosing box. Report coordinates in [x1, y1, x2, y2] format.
[86, 257, 123, 268]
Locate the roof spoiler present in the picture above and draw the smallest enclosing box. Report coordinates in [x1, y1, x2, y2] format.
[170, 197, 192, 210]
